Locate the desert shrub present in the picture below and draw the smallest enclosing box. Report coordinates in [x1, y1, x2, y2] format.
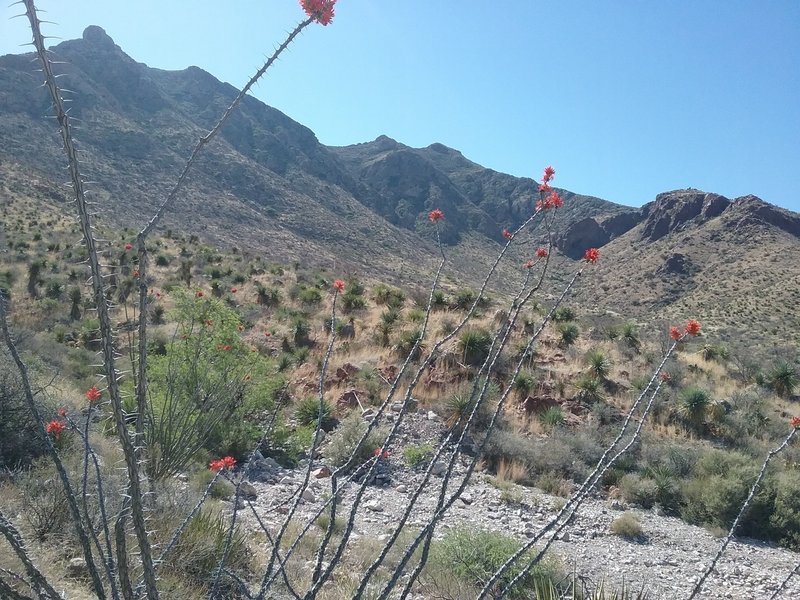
[403, 443, 434, 468]
[443, 381, 495, 432]
[450, 288, 476, 311]
[574, 374, 605, 403]
[155, 254, 170, 266]
[394, 328, 424, 361]
[557, 322, 579, 347]
[585, 348, 611, 380]
[680, 449, 760, 529]
[428, 527, 562, 599]
[539, 406, 564, 429]
[144, 292, 280, 478]
[372, 283, 405, 308]
[610, 512, 643, 539]
[165, 508, 250, 588]
[766, 360, 798, 398]
[298, 285, 323, 306]
[15, 460, 70, 541]
[513, 369, 536, 398]
[769, 470, 800, 549]
[255, 284, 281, 307]
[295, 396, 334, 429]
[676, 386, 711, 432]
[407, 307, 425, 323]
[618, 474, 659, 509]
[323, 413, 387, 469]
[192, 469, 234, 500]
[458, 328, 492, 366]
[552, 306, 575, 322]
[620, 321, 641, 352]
[380, 307, 401, 325]
[0, 354, 48, 468]
[341, 291, 366, 312]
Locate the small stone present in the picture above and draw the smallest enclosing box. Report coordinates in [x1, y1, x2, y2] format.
[459, 493, 473, 505]
[67, 557, 87, 578]
[431, 462, 446, 476]
[301, 489, 316, 502]
[239, 481, 258, 500]
[560, 531, 570, 542]
[391, 403, 404, 412]
[362, 409, 375, 420]
[312, 466, 332, 479]
[395, 484, 408, 493]
[366, 500, 384, 512]
[427, 410, 439, 421]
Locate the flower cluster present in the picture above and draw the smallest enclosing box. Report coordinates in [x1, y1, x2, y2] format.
[85, 385, 102, 403]
[46, 419, 66, 439]
[670, 320, 701, 340]
[209, 456, 237, 472]
[333, 279, 346, 292]
[685, 319, 701, 336]
[502, 228, 513, 240]
[428, 208, 444, 222]
[536, 247, 548, 258]
[124, 243, 133, 251]
[584, 248, 600, 264]
[373, 448, 391, 460]
[539, 165, 555, 191]
[536, 191, 564, 212]
[791, 416, 800, 428]
[300, 0, 336, 25]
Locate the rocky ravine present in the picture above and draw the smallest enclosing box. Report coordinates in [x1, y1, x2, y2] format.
[226, 412, 800, 600]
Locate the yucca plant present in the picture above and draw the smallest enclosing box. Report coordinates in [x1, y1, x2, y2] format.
[585, 348, 611, 380]
[677, 386, 712, 432]
[558, 322, 580, 347]
[459, 328, 492, 366]
[766, 360, 798, 398]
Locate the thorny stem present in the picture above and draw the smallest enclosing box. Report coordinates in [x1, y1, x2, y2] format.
[0, 290, 106, 598]
[0, 510, 62, 600]
[689, 427, 799, 599]
[22, 1, 157, 596]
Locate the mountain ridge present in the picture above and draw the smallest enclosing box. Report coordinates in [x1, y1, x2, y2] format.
[2, 26, 799, 351]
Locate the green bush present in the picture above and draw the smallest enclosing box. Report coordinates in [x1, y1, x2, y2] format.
[428, 527, 562, 599]
[766, 360, 798, 398]
[458, 328, 492, 366]
[323, 414, 388, 470]
[0, 355, 48, 468]
[539, 406, 564, 429]
[295, 396, 334, 429]
[403, 443, 435, 468]
[557, 322, 579, 347]
[552, 306, 575, 322]
[165, 508, 250, 587]
[610, 512, 643, 539]
[676, 386, 711, 432]
[192, 469, 234, 500]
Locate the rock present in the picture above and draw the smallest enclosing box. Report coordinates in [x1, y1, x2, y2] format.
[365, 500, 384, 512]
[239, 481, 258, 500]
[301, 489, 316, 502]
[362, 408, 375, 421]
[459, 493, 473, 505]
[312, 466, 332, 479]
[247, 456, 281, 482]
[67, 557, 88, 578]
[427, 410, 439, 421]
[431, 461, 446, 476]
[396, 484, 408, 493]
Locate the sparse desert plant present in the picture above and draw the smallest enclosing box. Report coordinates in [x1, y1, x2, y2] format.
[539, 405, 565, 430]
[610, 512, 643, 539]
[766, 360, 799, 398]
[295, 395, 334, 428]
[558, 322, 580, 347]
[585, 347, 611, 380]
[323, 413, 388, 469]
[403, 443, 435, 468]
[676, 386, 712, 432]
[458, 327, 492, 366]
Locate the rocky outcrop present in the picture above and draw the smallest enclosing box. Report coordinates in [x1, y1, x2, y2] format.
[556, 210, 644, 259]
[640, 190, 731, 242]
[729, 195, 800, 237]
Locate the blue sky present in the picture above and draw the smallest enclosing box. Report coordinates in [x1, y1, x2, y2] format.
[2, 1, 798, 211]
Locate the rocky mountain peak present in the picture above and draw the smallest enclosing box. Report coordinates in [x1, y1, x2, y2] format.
[81, 25, 116, 50]
[640, 189, 731, 242]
